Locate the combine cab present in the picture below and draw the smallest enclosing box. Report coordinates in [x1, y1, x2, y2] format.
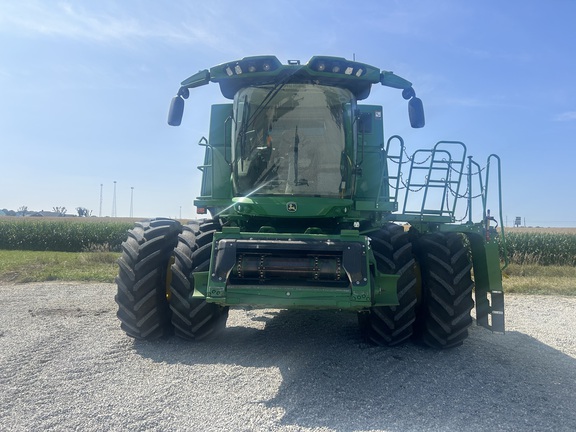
[115, 56, 506, 348]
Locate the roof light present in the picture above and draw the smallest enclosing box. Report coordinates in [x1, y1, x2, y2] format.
[215, 56, 282, 80]
[306, 56, 378, 80]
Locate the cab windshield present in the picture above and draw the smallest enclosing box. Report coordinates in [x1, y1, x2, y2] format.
[232, 84, 354, 197]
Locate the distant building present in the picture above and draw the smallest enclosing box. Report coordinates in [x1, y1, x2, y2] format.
[28, 211, 64, 217]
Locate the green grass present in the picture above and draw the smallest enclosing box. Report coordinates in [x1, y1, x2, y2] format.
[502, 263, 576, 296]
[0, 250, 120, 284]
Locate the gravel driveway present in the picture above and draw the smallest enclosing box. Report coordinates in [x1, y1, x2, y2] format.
[1, 282, 575, 431]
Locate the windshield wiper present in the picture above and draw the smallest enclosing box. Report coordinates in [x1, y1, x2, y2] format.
[293, 126, 308, 186]
[245, 66, 303, 129]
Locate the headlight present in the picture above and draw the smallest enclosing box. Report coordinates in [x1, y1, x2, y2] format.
[308, 56, 367, 78]
[220, 56, 281, 76]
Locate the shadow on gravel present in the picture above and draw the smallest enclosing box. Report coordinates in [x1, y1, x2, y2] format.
[134, 309, 576, 431]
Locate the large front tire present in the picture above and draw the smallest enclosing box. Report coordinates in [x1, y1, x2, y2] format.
[415, 232, 474, 349]
[358, 223, 418, 346]
[169, 220, 229, 340]
[115, 218, 182, 340]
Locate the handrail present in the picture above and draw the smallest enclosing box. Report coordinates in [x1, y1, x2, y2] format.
[383, 135, 405, 203]
[197, 136, 214, 198]
[467, 157, 485, 224]
[485, 154, 508, 270]
[400, 141, 466, 218]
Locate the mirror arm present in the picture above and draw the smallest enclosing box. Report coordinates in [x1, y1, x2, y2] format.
[379, 71, 412, 90]
[379, 71, 425, 129]
[181, 69, 211, 89]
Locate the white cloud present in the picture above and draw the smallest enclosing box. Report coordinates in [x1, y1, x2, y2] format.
[0, 1, 217, 47]
[554, 111, 576, 122]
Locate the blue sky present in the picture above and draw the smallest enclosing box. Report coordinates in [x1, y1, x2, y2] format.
[1, 0, 575, 226]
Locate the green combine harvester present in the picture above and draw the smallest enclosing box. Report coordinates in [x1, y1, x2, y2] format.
[115, 55, 506, 349]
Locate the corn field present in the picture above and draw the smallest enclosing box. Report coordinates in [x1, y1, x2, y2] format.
[503, 231, 576, 266]
[1, 218, 575, 266]
[0, 218, 134, 252]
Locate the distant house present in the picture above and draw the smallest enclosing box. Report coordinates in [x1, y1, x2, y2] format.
[28, 211, 62, 217]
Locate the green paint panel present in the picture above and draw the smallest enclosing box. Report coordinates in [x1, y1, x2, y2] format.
[467, 233, 505, 333]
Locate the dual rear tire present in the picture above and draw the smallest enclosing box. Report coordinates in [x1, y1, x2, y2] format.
[115, 219, 228, 341]
[360, 225, 474, 349]
[115, 219, 181, 340]
[169, 221, 229, 340]
[358, 223, 417, 346]
[414, 232, 475, 348]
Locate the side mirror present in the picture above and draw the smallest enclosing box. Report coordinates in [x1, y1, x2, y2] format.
[168, 96, 184, 126]
[408, 97, 425, 128]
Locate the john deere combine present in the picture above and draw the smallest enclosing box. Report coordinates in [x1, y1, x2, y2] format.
[115, 55, 506, 348]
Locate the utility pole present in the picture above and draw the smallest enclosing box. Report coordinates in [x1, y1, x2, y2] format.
[112, 181, 117, 217]
[130, 187, 134, 218]
[99, 183, 103, 217]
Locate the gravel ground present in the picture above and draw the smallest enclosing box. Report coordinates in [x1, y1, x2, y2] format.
[1, 282, 575, 432]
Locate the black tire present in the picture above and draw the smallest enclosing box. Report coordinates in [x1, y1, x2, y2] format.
[415, 232, 474, 349]
[169, 220, 229, 340]
[358, 223, 418, 346]
[115, 218, 182, 340]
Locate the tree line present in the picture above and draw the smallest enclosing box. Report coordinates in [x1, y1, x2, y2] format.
[1, 206, 93, 217]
